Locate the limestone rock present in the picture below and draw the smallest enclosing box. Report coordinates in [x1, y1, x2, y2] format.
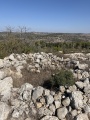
[0, 102, 11, 120]
[57, 107, 68, 119]
[71, 91, 83, 109]
[77, 63, 88, 70]
[41, 115, 59, 120]
[84, 78, 89, 85]
[76, 113, 89, 120]
[83, 105, 90, 113]
[0, 59, 4, 68]
[49, 104, 56, 114]
[69, 85, 77, 92]
[59, 86, 65, 93]
[54, 92, 62, 101]
[46, 95, 54, 105]
[44, 89, 50, 96]
[36, 102, 42, 108]
[38, 107, 53, 118]
[10, 99, 21, 108]
[9, 54, 16, 61]
[82, 71, 89, 78]
[25, 118, 31, 120]
[75, 81, 85, 89]
[0, 77, 13, 102]
[84, 85, 90, 95]
[62, 97, 70, 107]
[0, 71, 6, 80]
[25, 118, 32, 120]
[71, 110, 78, 117]
[32, 86, 43, 102]
[54, 101, 61, 109]
[12, 109, 20, 118]
[19, 83, 33, 101]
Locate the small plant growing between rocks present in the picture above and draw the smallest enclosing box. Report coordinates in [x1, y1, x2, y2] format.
[51, 69, 74, 88]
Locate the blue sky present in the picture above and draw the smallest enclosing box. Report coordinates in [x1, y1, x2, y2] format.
[0, 0, 90, 33]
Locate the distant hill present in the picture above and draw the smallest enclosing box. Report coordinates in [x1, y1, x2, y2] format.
[0, 32, 90, 42]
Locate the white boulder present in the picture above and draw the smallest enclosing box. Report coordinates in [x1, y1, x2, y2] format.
[0, 102, 11, 120]
[0, 77, 13, 101]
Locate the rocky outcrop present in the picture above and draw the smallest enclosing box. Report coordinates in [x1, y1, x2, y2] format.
[0, 52, 89, 82]
[0, 52, 89, 120]
[0, 78, 89, 120]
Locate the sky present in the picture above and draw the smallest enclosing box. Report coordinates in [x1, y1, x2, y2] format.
[0, 0, 90, 33]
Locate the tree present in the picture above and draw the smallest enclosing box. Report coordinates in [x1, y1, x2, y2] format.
[18, 26, 24, 39]
[23, 26, 30, 39]
[5, 26, 14, 40]
[18, 26, 30, 39]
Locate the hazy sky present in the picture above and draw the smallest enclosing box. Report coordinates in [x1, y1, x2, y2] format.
[0, 0, 90, 33]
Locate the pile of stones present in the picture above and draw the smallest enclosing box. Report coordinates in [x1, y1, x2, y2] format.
[0, 52, 89, 120]
[0, 78, 90, 120]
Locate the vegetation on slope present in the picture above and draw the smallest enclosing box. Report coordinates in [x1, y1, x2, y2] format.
[0, 31, 90, 58]
[0, 39, 90, 58]
[51, 70, 74, 88]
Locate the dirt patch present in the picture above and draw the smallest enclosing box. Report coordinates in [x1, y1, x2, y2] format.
[13, 68, 57, 88]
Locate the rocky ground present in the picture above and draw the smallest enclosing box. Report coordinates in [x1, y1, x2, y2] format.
[0, 52, 90, 120]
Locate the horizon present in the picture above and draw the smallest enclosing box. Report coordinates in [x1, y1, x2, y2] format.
[0, 0, 90, 33]
[0, 29, 90, 34]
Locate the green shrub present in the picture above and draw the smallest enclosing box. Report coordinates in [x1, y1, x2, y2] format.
[51, 70, 74, 87]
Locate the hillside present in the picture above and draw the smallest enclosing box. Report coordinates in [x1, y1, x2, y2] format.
[0, 32, 90, 42]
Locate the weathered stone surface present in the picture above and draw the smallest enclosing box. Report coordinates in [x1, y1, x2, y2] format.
[50, 91, 55, 96]
[76, 113, 89, 120]
[12, 109, 20, 118]
[19, 83, 33, 101]
[62, 97, 70, 107]
[0, 59, 4, 68]
[69, 85, 77, 92]
[75, 81, 85, 89]
[44, 89, 50, 96]
[0, 71, 6, 80]
[46, 95, 54, 105]
[38, 107, 53, 118]
[41, 115, 59, 120]
[9, 54, 16, 61]
[57, 107, 68, 119]
[40, 97, 45, 105]
[36, 102, 42, 108]
[82, 71, 89, 78]
[59, 86, 65, 93]
[49, 104, 55, 114]
[54, 92, 62, 101]
[77, 73, 82, 80]
[16, 65, 24, 72]
[10, 99, 20, 108]
[76, 63, 88, 70]
[32, 86, 43, 102]
[0, 77, 13, 101]
[0, 102, 11, 120]
[71, 110, 78, 117]
[54, 100, 61, 109]
[25, 118, 31, 120]
[84, 85, 90, 95]
[84, 78, 89, 85]
[83, 105, 90, 113]
[71, 91, 83, 109]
